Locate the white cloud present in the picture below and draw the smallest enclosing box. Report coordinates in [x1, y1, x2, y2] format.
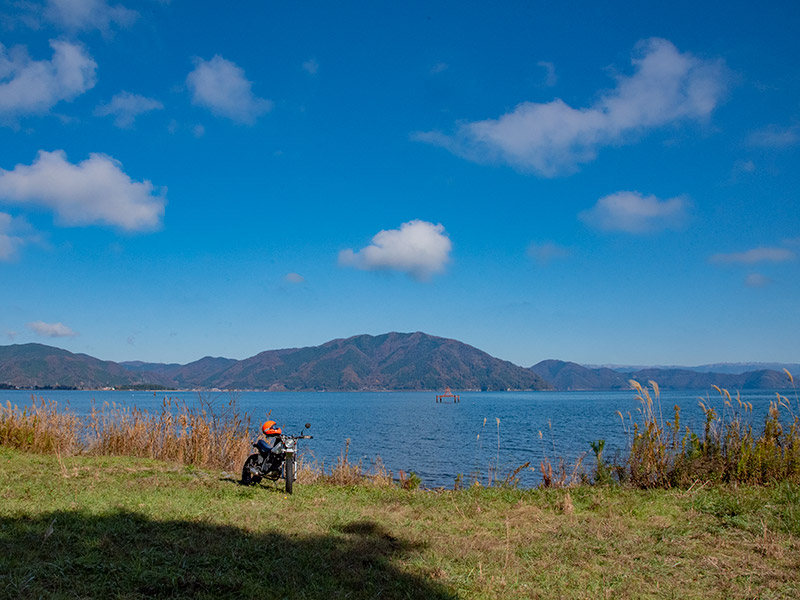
[579, 191, 689, 234]
[186, 55, 272, 124]
[430, 62, 448, 75]
[537, 61, 557, 87]
[192, 124, 205, 138]
[710, 247, 796, 264]
[0, 2, 43, 31]
[45, 0, 138, 33]
[527, 241, 570, 265]
[95, 91, 163, 128]
[302, 58, 319, 75]
[0, 212, 39, 260]
[744, 273, 772, 288]
[0, 39, 96, 119]
[747, 124, 799, 148]
[0, 150, 165, 231]
[339, 219, 452, 281]
[415, 38, 728, 176]
[0, 212, 24, 260]
[284, 272, 305, 284]
[26, 320, 78, 337]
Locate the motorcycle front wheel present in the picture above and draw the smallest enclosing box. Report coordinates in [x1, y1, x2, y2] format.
[285, 453, 295, 494]
[241, 454, 262, 485]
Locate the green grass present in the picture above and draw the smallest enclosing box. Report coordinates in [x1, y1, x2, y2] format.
[2, 447, 799, 599]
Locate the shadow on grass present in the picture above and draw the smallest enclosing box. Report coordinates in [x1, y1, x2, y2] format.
[217, 477, 291, 493]
[1, 510, 456, 599]
[218, 475, 242, 485]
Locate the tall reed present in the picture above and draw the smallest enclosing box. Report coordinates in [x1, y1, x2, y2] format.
[0, 394, 252, 472]
[538, 419, 585, 488]
[87, 394, 253, 471]
[624, 376, 800, 487]
[0, 397, 82, 455]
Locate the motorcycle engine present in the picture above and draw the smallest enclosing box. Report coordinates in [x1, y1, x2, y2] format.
[265, 453, 282, 473]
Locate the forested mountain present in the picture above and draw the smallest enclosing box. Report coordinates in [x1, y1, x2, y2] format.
[0, 344, 147, 389]
[0, 333, 549, 391]
[2, 337, 792, 392]
[191, 332, 549, 391]
[529, 360, 631, 390]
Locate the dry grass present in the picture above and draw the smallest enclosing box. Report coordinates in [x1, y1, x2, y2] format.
[0, 398, 82, 455]
[0, 394, 252, 472]
[86, 395, 253, 471]
[303, 439, 395, 487]
[0, 396, 401, 489]
[536, 419, 586, 488]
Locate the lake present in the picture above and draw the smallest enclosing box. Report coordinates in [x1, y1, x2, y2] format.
[2, 388, 794, 488]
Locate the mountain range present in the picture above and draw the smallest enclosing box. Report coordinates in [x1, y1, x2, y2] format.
[582, 362, 800, 375]
[529, 360, 794, 391]
[0, 333, 548, 391]
[0, 333, 795, 392]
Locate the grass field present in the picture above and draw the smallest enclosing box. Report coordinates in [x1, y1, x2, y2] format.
[2, 446, 799, 599]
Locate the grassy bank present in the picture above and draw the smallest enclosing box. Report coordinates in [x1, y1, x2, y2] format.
[2, 447, 799, 599]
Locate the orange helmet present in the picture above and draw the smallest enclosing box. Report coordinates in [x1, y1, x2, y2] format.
[261, 420, 282, 435]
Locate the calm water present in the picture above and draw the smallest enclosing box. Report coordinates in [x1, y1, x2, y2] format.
[2, 388, 794, 488]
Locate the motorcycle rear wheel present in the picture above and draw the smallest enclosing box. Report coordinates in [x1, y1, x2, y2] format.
[241, 454, 262, 485]
[285, 454, 295, 494]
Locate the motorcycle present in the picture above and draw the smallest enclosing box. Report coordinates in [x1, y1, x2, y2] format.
[241, 420, 312, 494]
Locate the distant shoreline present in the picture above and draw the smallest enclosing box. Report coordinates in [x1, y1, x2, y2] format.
[1, 387, 538, 393]
[2, 337, 796, 392]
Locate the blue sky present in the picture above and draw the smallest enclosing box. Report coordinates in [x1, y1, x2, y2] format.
[1, 0, 798, 367]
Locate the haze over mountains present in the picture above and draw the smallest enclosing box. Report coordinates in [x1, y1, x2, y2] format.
[528, 360, 794, 391]
[0, 333, 795, 392]
[583, 362, 800, 375]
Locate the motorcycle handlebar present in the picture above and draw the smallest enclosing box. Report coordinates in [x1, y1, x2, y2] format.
[255, 434, 313, 441]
